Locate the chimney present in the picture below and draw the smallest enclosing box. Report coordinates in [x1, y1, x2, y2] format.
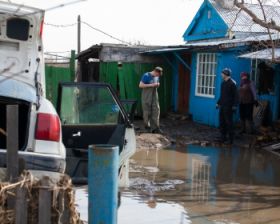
[215, 0, 234, 9]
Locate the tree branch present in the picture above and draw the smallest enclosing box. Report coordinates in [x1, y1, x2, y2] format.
[234, 0, 280, 32]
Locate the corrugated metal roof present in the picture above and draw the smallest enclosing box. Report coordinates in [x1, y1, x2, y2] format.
[209, 0, 280, 33]
[184, 33, 280, 47]
[142, 33, 280, 54]
[239, 48, 280, 60]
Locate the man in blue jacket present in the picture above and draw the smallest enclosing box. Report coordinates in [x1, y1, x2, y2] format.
[216, 68, 238, 144]
[139, 67, 163, 133]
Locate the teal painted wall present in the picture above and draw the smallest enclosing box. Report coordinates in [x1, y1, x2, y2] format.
[189, 49, 251, 127]
[183, 0, 228, 42]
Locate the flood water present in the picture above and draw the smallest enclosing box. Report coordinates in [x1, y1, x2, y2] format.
[75, 145, 280, 224]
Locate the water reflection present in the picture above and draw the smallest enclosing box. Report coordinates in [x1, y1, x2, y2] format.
[127, 146, 280, 224]
[75, 145, 280, 224]
[118, 192, 192, 224]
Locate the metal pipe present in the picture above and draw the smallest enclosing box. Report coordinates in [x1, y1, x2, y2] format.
[88, 144, 119, 224]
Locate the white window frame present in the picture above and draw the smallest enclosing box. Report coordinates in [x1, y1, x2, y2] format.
[195, 53, 217, 98]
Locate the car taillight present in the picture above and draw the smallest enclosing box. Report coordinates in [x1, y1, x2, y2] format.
[39, 18, 44, 38]
[35, 113, 60, 142]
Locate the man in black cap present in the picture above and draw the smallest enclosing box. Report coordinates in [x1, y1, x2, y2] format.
[216, 68, 238, 144]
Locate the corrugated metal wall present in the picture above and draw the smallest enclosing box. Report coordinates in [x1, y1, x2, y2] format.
[99, 62, 172, 116]
[45, 65, 73, 107]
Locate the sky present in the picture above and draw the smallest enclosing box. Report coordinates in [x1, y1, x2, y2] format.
[10, 0, 204, 53]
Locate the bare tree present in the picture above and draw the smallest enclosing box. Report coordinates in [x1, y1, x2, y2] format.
[234, 0, 280, 31]
[233, 0, 280, 61]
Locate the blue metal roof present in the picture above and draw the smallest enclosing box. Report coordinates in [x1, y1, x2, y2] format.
[239, 48, 280, 61]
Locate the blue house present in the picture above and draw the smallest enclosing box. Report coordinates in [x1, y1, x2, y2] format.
[145, 0, 280, 127]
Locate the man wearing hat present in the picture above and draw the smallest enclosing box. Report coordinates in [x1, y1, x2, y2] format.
[216, 68, 238, 144]
[239, 72, 258, 134]
[139, 67, 163, 133]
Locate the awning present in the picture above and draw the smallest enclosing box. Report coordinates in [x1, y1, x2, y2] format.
[239, 48, 280, 61]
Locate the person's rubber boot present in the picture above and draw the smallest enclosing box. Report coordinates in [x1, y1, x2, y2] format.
[239, 120, 246, 135]
[152, 128, 163, 134]
[144, 126, 151, 133]
[218, 135, 227, 143]
[248, 121, 256, 135]
[229, 136, 234, 145]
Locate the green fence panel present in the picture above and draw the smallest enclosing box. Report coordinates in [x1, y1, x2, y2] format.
[99, 62, 118, 89]
[99, 62, 172, 116]
[45, 65, 73, 107]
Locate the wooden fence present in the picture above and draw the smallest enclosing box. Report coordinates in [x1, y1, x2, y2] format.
[2, 105, 83, 224]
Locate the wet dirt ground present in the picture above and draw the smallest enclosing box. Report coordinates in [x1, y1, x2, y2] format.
[135, 116, 280, 150]
[75, 145, 280, 224]
[134, 117, 253, 151]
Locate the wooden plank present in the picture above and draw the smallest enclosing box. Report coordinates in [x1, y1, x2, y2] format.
[58, 191, 64, 224]
[6, 105, 19, 209]
[15, 185, 28, 224]
[6, 104, 19, 182]
[59, 190, 70, 224]
[39, 176, 52, 224]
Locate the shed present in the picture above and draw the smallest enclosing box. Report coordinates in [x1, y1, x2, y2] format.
[239, 48, 280, 123]
[143, 0, 280, 127]
[185, 0, 280, 127]
[76, 43, 173, 116]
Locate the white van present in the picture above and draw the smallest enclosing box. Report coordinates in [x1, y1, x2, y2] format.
[0, 1, 66, 172]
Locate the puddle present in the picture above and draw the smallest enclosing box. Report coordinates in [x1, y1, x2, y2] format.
[75, 145, 280, 224]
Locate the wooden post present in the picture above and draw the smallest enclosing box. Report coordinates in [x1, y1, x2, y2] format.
[6, 104, 19, 182]
[39, 176, 52, 224]
[15, 184, 28, 224]
[77, 15, 81, 54]
[58, 190, 70, 224]
[70, 50, 76, 81]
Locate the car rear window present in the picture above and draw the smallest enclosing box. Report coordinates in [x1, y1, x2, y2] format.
[6, 18, 30, 41]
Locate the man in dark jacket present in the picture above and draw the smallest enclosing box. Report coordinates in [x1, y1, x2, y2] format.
[216, 68, 238, 144]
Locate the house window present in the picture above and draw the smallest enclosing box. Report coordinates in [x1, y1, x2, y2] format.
[196, 53, 217, 97]
[208, 10, 211, 19]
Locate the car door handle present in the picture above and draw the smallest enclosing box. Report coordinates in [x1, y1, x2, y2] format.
[72, 131, 81, 137]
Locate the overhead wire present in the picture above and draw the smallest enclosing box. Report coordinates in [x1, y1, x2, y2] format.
[44, 20, 131, 45]
[81, 21, 131, 45]
[44, 22, 77, 28]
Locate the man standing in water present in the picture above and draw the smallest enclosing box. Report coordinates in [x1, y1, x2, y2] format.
[139, 67, 163, 134]
[216, 68, 238, 144]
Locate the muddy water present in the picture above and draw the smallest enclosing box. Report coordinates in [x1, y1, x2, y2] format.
[75, 145, 280, 224]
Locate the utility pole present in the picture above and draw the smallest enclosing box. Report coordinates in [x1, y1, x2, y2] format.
[77, 15, 81, 54]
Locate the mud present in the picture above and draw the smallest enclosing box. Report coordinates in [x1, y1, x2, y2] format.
[136, 133, 171, 150]
[135, 116, 280, 150]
